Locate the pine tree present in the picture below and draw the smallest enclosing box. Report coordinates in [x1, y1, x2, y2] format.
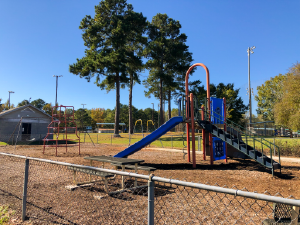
[143, 13, 193, 124]
[69, 0, 147, 137]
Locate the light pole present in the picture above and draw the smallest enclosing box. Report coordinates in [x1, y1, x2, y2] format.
[151, 103, 154, 122]
[81, 104, 86, 109]
[53, 75, 63, 106]
[8, 91, 14, 109]
[247, 46, 255, 125]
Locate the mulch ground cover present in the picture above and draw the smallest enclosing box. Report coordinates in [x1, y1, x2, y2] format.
[1, 143, 300, 224]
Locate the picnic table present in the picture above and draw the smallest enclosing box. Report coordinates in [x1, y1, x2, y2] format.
[84, 155, 145, 188]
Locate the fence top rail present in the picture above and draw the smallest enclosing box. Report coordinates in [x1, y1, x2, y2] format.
[1, 151, 299, 206]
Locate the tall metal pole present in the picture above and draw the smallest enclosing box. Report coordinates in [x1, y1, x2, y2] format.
[8, 91, 14, 109]
[81, 104, 86, 109]
[53, 75, 63, 106]
[247, 46, 255, 125]
[248, 48, 252, 124]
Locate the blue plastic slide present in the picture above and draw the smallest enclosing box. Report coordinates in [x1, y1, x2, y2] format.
[114, 116, 184, 158]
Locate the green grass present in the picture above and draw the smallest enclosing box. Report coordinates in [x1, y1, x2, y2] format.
[0, 205, 14, 224]
[0, 142, 7, 146]
[54, 132, 203, 150]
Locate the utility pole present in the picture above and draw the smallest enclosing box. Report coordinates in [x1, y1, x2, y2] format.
[247, 46, 255, 125]
[151, 103, 154, 122]
[8, 91, 14, 109]
[53, 75, 63, 106]
[81, 104, 86, 109]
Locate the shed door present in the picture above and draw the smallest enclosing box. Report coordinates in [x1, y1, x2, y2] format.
[22, 123, 31, 141]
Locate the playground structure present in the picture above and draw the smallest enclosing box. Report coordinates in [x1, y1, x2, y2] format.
[43, 105, 80, 156]
[114, 63, 282, 175]
[133, 119, 143, 134]
[147, 120, 155, 133]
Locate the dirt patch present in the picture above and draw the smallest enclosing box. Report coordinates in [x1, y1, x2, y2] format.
[1, 143, 299, 199]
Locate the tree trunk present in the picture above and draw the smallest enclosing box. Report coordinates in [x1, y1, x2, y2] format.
[160, 78, 164, 125]
[129, 73, 133, 134]
[168, 89, 171, 120]
[114, 72, 121, 137]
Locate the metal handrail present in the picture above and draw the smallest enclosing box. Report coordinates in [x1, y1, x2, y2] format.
[200, 108, 281, 166]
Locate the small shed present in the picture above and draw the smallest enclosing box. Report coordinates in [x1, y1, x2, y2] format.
[0, 104, 52, 144]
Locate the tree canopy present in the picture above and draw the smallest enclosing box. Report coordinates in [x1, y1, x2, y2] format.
[189, 81, 248, 124]
[143, 13, 193, 124]
[254, 74, 286, 121]
[17, 99, 30, 107]
[31, 98, 46, 110]
[274, 62, 300, 130]
[69, 0, 147, 137]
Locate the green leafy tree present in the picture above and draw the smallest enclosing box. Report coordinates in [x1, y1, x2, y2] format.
[274, 63, 300, 130]
[0, 98, 3, 112]
[125, 13, 147, 134]
[190, 81, 248, 124]
[42, 103, 53, 116]
[69, 0, 147, 137]
[74, 108, 92, 131]
[31, 98, 46, 110]
[17, 99, 30, 107]
[143, 13, 193, 124]
[1, 100, 15, 110]
[255, 74, 286, 121]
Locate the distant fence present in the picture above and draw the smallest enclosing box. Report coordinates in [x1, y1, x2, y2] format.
[1, 152, 300, 224]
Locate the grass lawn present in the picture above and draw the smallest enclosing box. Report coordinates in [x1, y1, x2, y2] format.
[54, 132, 203, 150]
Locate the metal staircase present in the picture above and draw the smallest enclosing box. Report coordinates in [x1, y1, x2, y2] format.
[193, 97, 281, 175]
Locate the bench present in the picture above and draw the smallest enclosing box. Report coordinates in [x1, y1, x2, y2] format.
[68, 166, 114, 193]
[111, 164, 157, 175]
[111, 163, 156, 189]
[262, 203, 300, 225]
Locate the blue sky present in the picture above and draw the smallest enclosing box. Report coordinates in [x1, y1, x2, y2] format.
[1, 0, 299, 115]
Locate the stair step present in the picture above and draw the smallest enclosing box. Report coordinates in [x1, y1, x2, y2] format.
[249, 150, 257, 159]
[257, 156, 267, 164]
[197, 119, 281, 172]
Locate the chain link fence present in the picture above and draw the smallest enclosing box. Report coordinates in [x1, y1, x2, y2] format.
[1, 152, 300, 224]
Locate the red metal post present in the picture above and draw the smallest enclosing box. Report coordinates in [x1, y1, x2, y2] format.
[185, 63, 211, 164]
[190, 93, 196, 168]
[186, 96, 191, 162]
[201, 106, 206, 160]
[223, 97, 227, 163]
[43, 105, 80, 156]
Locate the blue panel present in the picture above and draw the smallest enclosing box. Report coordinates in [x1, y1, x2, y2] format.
[213, 137, 226, 161]
[210, 97, 224, 124]
[114, 116, 184, 158]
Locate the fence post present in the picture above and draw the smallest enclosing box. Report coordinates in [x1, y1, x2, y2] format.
[171, 135, 173, 149]
[273, 137, 276, 156]
[97, 133, 98, 144]
[291, 206, 299, 225]
[111, 135, 112, 145]
[148, 175, 154, 225]
[84, 133, 86, 143]
[22, 158, 29, 221]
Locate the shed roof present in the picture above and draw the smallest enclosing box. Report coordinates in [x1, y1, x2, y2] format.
[0, 104, 52, 118]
